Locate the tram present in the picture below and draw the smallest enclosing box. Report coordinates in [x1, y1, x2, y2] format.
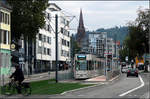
[74, 54, 105, 79]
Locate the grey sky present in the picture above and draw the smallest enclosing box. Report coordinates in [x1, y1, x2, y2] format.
[50, 1, 149, 33]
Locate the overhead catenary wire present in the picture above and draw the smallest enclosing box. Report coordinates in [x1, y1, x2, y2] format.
[44, 10, 77, 38]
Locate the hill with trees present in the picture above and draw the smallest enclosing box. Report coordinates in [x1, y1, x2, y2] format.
[95, 26, 129, 45]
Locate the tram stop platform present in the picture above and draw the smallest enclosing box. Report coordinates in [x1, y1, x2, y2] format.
[85, 75, 106, 82]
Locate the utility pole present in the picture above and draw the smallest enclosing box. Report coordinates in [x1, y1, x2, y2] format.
[55, 14, 58, 83]
[104, 32, 107, 76]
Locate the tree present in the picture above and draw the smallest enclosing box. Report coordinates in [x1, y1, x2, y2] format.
[71, 34, 81, 57]
[7, 0, 49, 41]
[122, 8, 150, 59]
[136, 8, 150, 54]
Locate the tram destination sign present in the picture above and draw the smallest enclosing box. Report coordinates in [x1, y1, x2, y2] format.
[77, 54, 86, 60]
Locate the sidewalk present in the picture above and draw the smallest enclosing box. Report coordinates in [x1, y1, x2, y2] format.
[85, 74, 120, 82]
[85, 75, 106, 82]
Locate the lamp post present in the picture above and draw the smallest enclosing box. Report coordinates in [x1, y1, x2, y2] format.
[55, 14, 58, 83]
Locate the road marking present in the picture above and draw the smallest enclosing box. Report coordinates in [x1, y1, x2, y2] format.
[119, 75, 144, 97]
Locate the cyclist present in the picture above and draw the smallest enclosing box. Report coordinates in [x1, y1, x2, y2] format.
[10, 65, 24, 94]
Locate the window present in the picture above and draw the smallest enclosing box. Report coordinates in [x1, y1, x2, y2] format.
[67, 41, 69, 47]
[0, 30, 9, 44]
[47, 49, 50, 55]
[47, 48, 51, 55]
[38, 46, 42, 54]
[0, 30, 2, 43]
[62, 39, 63, 45]
[39, 34, 42, 41]
[47, 25, 49, 31]
[47, 37, 51, 44]
[44, 48, 46, 54]
[64, 40, 66, 46]
[44, 35, 46, 42]
[4, 31, 7, 44]
[47, 25, 51, 32]
[49, 37, 51, 44]
[5, 13, 7, 24]
[0, 12, 2, 23]
[8, 14, 10, 24]
[61, 28, 63, 33]
[47, 37, 49, 43]
[61, 50, 63, 56]
[2, 12, 4, 23]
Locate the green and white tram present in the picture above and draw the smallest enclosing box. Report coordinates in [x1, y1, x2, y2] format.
[74, 54, 105, 79]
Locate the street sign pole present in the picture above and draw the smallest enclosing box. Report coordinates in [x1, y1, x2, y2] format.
[55, 14, 58, 83]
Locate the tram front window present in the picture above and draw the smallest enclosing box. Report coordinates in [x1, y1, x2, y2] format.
[76, 61, 87, 70]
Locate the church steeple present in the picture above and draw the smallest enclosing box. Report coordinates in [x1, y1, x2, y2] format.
[78, 9, 84, 29]
[76, 9, 86, 48]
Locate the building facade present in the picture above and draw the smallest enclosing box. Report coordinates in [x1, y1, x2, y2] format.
[89, 32, 105, 57]
[35, 3, 71, 72]
[0, 0, 11, 76]
[88, 32, 118, 70]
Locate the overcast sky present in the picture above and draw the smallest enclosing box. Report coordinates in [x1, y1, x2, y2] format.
[50, 1, 149, 33]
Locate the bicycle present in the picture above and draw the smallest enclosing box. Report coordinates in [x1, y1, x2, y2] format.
[2, 78, 31, 96]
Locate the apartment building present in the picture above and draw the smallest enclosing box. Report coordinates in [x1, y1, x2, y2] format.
[0, 0, 11, 76]
[35, 3, 71, 72]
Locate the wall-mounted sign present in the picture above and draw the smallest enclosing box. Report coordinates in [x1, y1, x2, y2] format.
[11, 44, 15, 50]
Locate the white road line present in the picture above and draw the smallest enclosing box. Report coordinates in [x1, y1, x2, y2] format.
[119, 75, 144, 97]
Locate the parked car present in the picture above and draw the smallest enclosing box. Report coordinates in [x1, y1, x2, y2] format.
[121, 67, 128, 73]
[127, 68, 138, 77]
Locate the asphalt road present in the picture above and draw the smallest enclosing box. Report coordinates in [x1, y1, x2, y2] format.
[49, 73, 149, 98]
[1, 72, 149, 98]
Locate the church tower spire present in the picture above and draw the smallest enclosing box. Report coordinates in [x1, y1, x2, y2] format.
[78, 9, 84, 29]
[76, 9, 86, 48]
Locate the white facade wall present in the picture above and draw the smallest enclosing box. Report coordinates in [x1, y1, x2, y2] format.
[104, 38, 115, 56]
[36, 3, 71, 63]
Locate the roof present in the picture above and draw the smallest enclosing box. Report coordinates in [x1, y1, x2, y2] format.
[49, 3, 61, 11]
[0, 0, 12, 11]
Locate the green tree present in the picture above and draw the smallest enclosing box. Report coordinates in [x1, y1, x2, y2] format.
[122, 8, 150, 59]
[71, 34, 81, 57]
[7, 0, 49, 41]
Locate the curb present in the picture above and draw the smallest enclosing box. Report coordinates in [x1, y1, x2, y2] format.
[109, 74, 120, 82]
[61, 82, 105, 95]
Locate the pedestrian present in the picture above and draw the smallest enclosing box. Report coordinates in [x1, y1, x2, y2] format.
[10, 65, 25, 94]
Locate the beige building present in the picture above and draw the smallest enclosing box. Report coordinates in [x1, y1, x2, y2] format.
[0, 1, 12, 76]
